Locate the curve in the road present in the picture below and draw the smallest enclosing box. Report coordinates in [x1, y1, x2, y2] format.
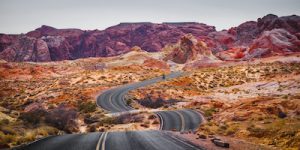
[21, 132, 101, 150]
[20, 72, 204, 150]
[156, 109, 202, 132]
[97, 72, 203, 132]
[97, 72, 182, 113]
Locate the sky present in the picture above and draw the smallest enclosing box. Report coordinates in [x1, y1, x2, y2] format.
[0, 0, 299, 34]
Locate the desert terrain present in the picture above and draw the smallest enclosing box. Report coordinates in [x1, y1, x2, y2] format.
[0, 14, 299, 149]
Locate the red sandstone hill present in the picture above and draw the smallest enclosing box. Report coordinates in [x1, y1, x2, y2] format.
[214, 14, 300, 60]
[0, 14, 299, 62]
[0, 23, 215, 62]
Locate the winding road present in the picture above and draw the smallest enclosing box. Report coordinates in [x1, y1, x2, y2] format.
[21, 72, 204, 150]
[97, 72, 182, 113]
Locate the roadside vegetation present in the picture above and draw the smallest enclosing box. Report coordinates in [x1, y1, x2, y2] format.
[128, 57, 300, 149]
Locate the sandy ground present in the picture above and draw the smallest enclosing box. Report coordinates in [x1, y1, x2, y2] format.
[173, 132, 278, 150]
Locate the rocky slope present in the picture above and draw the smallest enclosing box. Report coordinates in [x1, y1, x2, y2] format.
[163, 34, 222, 69]
[0, 23, 215, 62]
[214, 14, 300, 60]
[0, 14, 299, 62]
[0, 49, 169, 148]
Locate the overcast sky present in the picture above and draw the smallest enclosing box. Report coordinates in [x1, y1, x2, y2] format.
[0, 0, 299, 34]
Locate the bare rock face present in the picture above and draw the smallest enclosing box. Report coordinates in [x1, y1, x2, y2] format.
[247, 29, 300, 58]
[164, 34, 219, 64]
[0, 23, 216, 62]
[214, 14, 300, 60]
[204, 21, 258, 53]
[0, 35, 51, 62]
[41, 36, 72, 61]
[0, 34, 18, 53]
[257, 14, 300, 34]
[215, 47, 247, 61]
[216, 28, 300, 60]
[0, 14, 299, 62]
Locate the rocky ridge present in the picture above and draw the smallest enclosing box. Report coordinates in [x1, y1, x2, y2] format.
[0, 14, 299, 62]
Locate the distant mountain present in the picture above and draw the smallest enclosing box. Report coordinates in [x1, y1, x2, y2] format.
[0, 23, 215, 62]
[211, 14, 300, 60]
[0, 14, 299, 62]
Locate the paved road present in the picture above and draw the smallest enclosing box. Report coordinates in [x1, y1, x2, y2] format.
[97, 72, 182, 113]
[20, 131, 203, 150]
[20, 72, 204, 150]
[156, 109, 202, 132]
[21, 132, 101, 150]
[102, 130, 202, 150]
[97, 72, 202, 132]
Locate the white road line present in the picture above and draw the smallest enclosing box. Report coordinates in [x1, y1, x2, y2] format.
[174, 111, 185, 132]
[96, 132, 105, 150]
[109, 93, 121, 112]
[156, 113, 164, 130]
[168, 133, 201, 150]
[101, 132, 108, 150]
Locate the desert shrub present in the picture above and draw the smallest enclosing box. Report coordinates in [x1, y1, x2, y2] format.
[84, 115, 98, 124]
[140, 123, 149, 128]
[225, 125, 239, 136]
[99, 117, 116, 125]
[88, 125, 96, 132]
[0, 132, 15, 147]
[115, 114, 143, 124]
[139, 97, 164, 108]
[278, 111, 287, 118]
[126, 99, 133, 106]
[0, 126, 16, 135]
[148, 114, 156, 120]
[45, 105, 78, 133]
[247, 125, 269, 138]
[36, 126, 59, 136]
[19, 109, 47, 125]
[78, 101, 96, 113]
[139, 97, 178, 108]
[22, 131, 36, 142]
[152, 120, 159, 124]
[203, 107, 217, 117]
[0, 119, 9, 126]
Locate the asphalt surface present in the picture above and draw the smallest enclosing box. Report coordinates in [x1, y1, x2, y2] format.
[156, 109, 202, 132]
[20, 132, 101, 150]
[103, 130, 203, 150]
[20, 72, 204, 150]
[97, 72, 183, 113]
[20, 131, 203, 150]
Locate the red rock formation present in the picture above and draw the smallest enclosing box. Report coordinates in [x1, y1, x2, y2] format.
[0, 35, 51, 62]
[216, 47, 247, 61]
[247, 29, 300, 58]
[0, 34, 18, 53]
[0, 14, 299, 62]
[0, 23, 216, 62]
[214, 14, 300, 60]
[164, 34, 220, 64]
[257, 14, 300, 34]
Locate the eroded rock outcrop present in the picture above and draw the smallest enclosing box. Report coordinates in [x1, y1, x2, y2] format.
[164, 34, 220, 64]
[0, 35, 51, 62]
[0, 23, 216, 62]
[0, 14, 299, 62]
[247, 28, 300, 58]
[215, 14, 300, 60]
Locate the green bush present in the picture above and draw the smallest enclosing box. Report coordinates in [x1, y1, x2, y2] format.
[0, 119, 9, 126]
[78, 101, 96, 113]
[203, 108, 217, 117]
